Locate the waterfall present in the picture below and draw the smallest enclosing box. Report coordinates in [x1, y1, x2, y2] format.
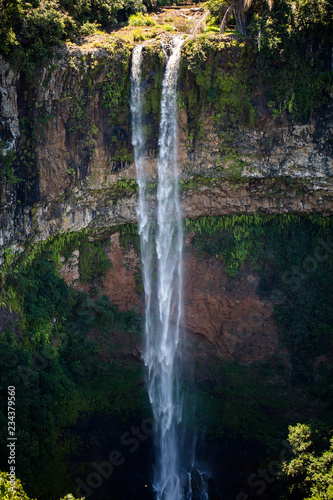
[131, 44, 154, 383]
[152, 36, 184, 499]
[131, 37, 209, 499]
[131, 37, 184, 499]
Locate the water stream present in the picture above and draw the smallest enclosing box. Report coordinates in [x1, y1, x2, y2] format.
[131, 38, 209, 499]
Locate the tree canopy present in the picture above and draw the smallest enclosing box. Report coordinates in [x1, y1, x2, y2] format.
[281, 424, 333, 499]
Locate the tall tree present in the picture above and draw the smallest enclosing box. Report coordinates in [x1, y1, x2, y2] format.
[219, 0, 273, 35]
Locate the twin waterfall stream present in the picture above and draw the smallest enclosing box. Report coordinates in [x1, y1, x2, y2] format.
[130, 38, 209, 499]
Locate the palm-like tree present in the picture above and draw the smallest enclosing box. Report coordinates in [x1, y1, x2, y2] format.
[219, 0, 272, 35]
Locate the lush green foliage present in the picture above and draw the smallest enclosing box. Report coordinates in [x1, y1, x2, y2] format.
[78, 240, 111, 282]
[248, 0, 333, 119]
[204, 0, 332, 120]
[0, 229, 146, 499]
[128, 12, 156, 25]
[118, 222, 140, 251]
[0, 471, 84, 500]
[18, 258, 70, 344]
[0, 0, 143, 80]
[0, 150, 20, 186]
[280, 424, 333, 499]
[0, 471, 33, 500]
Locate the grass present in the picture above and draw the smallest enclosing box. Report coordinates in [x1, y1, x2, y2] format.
[128, 12, 157, 26]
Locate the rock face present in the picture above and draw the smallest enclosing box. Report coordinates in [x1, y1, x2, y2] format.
[60, 232, 278, 364]
[60, 249, 80, 286]
[0, 57, 20, 152]
[182, 244, 278, 363]
[102, 232, 141, 312]
[0, 39, 333, 261]
[1, 40, 332, 499]
[0, 38, 332, 363]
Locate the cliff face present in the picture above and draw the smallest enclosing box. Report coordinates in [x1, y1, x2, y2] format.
[1, 36, 332, 366]
[0, 37, 332, 258]
[60, 230, 278, 364]
[1, 35, 333, 500]
[0, 35, 332, 373]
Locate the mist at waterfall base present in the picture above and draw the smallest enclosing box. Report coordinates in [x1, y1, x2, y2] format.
[130, 38, 216, 499]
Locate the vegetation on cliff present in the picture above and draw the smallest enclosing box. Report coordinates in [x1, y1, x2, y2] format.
[1, 0, 331, 122]
[186, 214, 333, 391]
[1, 216, 332, 498]
[0, 229, 148, 499]
[179, 34, 256, 149]
[181, 215, 333, 498]
[0, 0, 143, 59]
[206, 0, 332, 119]
[0, 1, 332, 193]
[0, 2, 332, 498]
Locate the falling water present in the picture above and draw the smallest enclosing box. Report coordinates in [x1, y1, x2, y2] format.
[131, 38, 209, 499]
[131, 44, 154, 378]
[152, 36, 184, 499]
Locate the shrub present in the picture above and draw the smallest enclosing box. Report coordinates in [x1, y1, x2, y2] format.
[128, 12, 156, 26]
[78, 240, 111, 283]
[0, 471, 32, 500]
[0, 0, 145, 78]
[281, 424, 333, 499]
[0, 471, 84, 500]
[79, 20, 101, 36]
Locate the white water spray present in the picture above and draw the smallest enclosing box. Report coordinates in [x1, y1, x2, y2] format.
[131, 44, 154, 372]
[131, 38, 209, 500]
[131, 37, 184, 499]
[153, 36, 184, 499]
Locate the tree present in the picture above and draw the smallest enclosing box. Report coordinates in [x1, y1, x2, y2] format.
[0, 471, 32, 500]
[281, 424, 333, 499]
[0, 471, 84, 500]
[220, 0, 273, 35]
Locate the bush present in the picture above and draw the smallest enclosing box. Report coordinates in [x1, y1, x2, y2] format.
[0, 0, 145, 78]
[0, 471, 84, 500]
[0, 471, 32, 499]
[128, 12, 156, 26]
[281, 424, 333, 499]
[78, 240, 111, 283]
[79, 20, 101, 35]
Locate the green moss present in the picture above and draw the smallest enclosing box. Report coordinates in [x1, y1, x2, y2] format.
[112, 148, 134, 165]
[101, 40, 132, 114]
[112, 177, 138, 194]
[138, 44, 164, 150]
[78, 240, 111, 283]
[179, 175, 220, 192]
[180, 34, 256, 145]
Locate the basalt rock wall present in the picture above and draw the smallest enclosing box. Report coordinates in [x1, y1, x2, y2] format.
[0, 37, 332, 260]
